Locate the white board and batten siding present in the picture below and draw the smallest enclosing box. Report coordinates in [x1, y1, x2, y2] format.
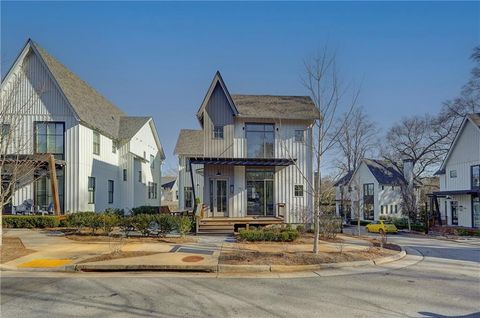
[177, 156, 203, 210]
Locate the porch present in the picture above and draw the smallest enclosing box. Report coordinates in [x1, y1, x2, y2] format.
[197, 215, 285, 234]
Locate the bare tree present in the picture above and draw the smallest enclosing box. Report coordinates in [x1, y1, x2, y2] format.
[335, 107, 377, 173]
[301, 48, 360, 253]
[1, 61, 49, 225]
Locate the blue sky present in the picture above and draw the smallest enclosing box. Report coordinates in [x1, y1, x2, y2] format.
[2, 1, 479, 172]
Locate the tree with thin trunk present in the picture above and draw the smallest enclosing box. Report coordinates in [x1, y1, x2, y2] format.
[301, 48, 360, 253]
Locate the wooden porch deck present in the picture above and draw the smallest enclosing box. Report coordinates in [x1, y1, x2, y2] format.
[197, 217, 284, 234]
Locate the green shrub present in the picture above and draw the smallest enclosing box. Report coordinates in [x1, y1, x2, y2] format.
[319, 215, 342, 239]
[64, 212, 96, 232]
[2, 216, 59, 228]
[238, 227, 299, 242]
[455, 228, 480, 236]
[410, 223, 425, 232]
[296, 224, 305, 233]
[175, 216, 192, 236]
[153, 214, 176, 237]
[133, 214, 154, 236]
[104, 208, 125, 217]
[100, 213, 119, 234]
[118, 217, 134, 238]
[131, 206, 159, 215]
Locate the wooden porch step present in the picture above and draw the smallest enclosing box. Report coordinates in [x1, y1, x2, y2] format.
[198, 224, 235, 230]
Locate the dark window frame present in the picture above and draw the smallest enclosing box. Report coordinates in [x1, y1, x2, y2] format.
[245, 123, 275, 159]
[450, 170, 457, 178]
[34, 121, 65, 160]
[294, 184, 304, 197]
[148, 182, 158, 199]
[294, 129, 304, 143]
[184, 186, 193, 208]
[123, 169, 127, 181]
[88, 177, 96, 204]
[213, 125, 224, 139]
[471, 165, 480, 189]
[108, 180, 114, 204]
[93, 131, 100, 155]
[150, 154, 155, 169]
[112, 140, 117, 154]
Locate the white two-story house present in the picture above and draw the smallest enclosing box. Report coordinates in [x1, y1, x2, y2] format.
[1, 39, 165, 214]
[175, 72, 318, 232]
[336, 159, 415, 221]
[434, 113, 480, 228]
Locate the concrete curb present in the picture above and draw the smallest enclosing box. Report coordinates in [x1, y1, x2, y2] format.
[2, 246, 407, 274]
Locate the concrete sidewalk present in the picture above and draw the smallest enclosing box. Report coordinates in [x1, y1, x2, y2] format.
[1, 229, 388, 273]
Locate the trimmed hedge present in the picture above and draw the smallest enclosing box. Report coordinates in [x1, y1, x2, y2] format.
[2, 215, 60, 228]
[131, 206, 159, 215]
[238, 227, 299, 242]
[456, 228, 480, 237]
[350, 219, 372, 226]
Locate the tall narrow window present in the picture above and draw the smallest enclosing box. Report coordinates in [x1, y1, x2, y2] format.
[88, 177, 96, 204]
[123, 169, 127, 181]
[246, 123, 275, 158]
[363, 183, 374, 220]
[185, 158, 190, 172]
[150, 154, 155, 168]
[138, 171, 142, 183]
[108, 180, 114, 204]
[184, 187, 193, 208]
[1, 124, 10, 142]
[93, 131, 100, 155]
[35, 122, 65, 159]
[472, 165, 480, 189]
[395, 204, 398, 214]
[148, 182, 158, 199]
[112, 140, 117, 153]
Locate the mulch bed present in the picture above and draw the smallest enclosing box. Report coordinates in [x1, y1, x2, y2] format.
[77, 251, 161, 264]
[219, 247, 395, 266]
[1, 237, 36, 264]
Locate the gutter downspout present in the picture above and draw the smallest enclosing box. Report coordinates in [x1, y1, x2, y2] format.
[189, 158, 196, 213]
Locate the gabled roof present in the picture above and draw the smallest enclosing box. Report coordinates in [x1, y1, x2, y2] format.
[196, 71, 238, 123]
[161, 176, 177, 188]
[352, 159, 406, 186]
[334, 171, 353, 187]
[31, 40, 126, 139]
[435, 113, 480, 175]
[231, 95, 320, 120]
[118, 116, 151, 140]
[174, 129, 204, 156]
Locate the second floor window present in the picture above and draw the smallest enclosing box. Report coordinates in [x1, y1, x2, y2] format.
[123, 169, 127, 181]
[148, 182, 158, 199]
[450, 170, 457, 178]
[112, 140, 117, 153]
[246, 123, 274, 158]
[35, 122, 65, 159]
[150, 154, 155, 168]
[472, 165, 480, 189]
[213, 126, 224, 139]
[93, 131, 100, 155]
[138, 170, 142, 183]
[185, 158, 190, 172]
[294, 185, 304, 197]
[294, 130, 304, 142]
[363, 183, 374, 196]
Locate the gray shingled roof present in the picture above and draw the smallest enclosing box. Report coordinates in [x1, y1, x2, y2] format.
[32, 41, 127, 139]
[334, 171, 353, 187]
[118, 116, 151, 140]
[363, 159, 406, 185]
[468, 113, 480, 128]
[231, 95, 320, 120]
[161, 176, 177, 188]
[174, 129, 204, 155]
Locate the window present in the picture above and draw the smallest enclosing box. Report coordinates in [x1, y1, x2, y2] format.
[1, 123, 10, 140]
[185, 158, 190, 172]
[150, 155, 155, 169]
[472, 165, 480, 189]
[450, 170, 457, 178]
[93, 131, 100, 155]
[108, 180, 114, 204]
[148, 182, 158, 199]
[175, 190, 179, 200]
[381, 185, 385, 190]
[112, 140, 117, 153]
[363, 183, 374, 196]
[35, 122, 65, 159]
[294, 130, 304, 142]
[294, 185, 304, 197]
[395, 204, 398, 214]
[381, 205, 384, 214]
[138, 171, 142, 183]
[213, 126, 224, 139]
[184, 187, 193, 208]
[34, 169, 64, 212]
[246, 123, 275, 158]
[88, 177, 95, 204]
[123, 169, 127, 181]
[363, 183, 374, 220]
[390, 205, 393, 214]
[143, 151, 146, 159]
[391, 186, 395, 190]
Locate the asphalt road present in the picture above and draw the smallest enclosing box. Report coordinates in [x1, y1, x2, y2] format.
[1, 233, 479, 318]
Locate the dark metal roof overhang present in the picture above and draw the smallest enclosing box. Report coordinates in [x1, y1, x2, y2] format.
[189, 156, 295, 167]
[430, 189, 480, 197]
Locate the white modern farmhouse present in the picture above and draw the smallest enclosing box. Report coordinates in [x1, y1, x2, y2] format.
[335, 159, 415, 221]
[1, 39, 165, 214]
[175, 72, 318, 233]
[433, 113, 480, 228]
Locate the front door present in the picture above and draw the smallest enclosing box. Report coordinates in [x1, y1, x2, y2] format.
[451, 201, 458, 225]
[473, 196, 480, 228]
[209, 179, 228, 217]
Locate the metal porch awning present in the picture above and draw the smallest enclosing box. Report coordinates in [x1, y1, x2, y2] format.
[431, 189, 480, 197]
[188, 157, 295, 166]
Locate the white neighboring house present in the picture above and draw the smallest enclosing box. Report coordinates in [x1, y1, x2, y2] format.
[160, 175, 179, 208]
[174, 71, 318, 230]
[336, 159, 415, 221]
[1, 39, 165, 214]
[433, 113, 480, 228]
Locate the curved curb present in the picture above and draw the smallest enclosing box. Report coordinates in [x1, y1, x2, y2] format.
[1, 247, 407, 274]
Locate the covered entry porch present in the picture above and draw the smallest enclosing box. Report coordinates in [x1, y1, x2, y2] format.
[188, 157, 294, 233]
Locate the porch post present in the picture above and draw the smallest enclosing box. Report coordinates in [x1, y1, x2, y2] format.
[189, 158, 197, 212]
[48, 154, 60, 215]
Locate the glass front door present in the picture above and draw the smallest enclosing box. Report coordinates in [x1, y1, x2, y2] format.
[451, 201, 458, 225]
[209, 179, 227, 217]
[246, 168, 275, 216]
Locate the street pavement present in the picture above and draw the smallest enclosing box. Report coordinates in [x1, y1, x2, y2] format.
[1, 233, 479, 318]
